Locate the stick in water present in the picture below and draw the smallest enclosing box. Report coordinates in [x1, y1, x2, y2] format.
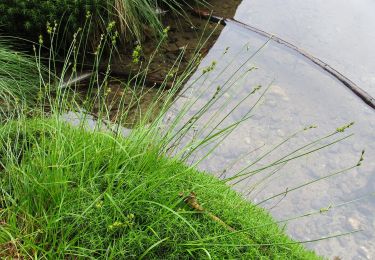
[192, 9, 375, 110]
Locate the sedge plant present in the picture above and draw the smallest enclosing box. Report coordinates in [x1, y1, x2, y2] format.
[0, 18, 367, 259]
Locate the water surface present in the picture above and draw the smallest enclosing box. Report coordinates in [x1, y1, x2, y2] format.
[172, 1, 375, 258]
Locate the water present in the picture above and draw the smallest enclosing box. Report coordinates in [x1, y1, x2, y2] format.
[236, 0, 375, 97]
[172, 1, 375, 258]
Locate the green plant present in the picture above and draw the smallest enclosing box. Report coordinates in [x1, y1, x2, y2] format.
[0, 116, 321, 259]
[0, 42, 46, 118]
[0, 1, 100, 33]
[0, 0, 205, 43]
[0, 17, 364, 258]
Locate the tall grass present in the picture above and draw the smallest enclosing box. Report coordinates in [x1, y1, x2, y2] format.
[0, 42, 48, 118]
[0, 16, 366, 258]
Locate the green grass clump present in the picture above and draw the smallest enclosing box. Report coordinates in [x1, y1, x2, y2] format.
[0, 118, 320, 259]
[0, 1, 101, 34]
[0, 0, 203, 43]
[0, 43, 46, 117]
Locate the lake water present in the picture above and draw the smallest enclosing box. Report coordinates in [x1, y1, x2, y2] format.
[172, 0, 375, 258]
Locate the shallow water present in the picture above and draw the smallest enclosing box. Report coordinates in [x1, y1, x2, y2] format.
[172, 0, 375, 258]
[236, 0, 375, 97]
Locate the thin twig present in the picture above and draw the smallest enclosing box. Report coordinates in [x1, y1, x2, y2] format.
[192, 9, 375, 109]
[180, 192, 236, 232]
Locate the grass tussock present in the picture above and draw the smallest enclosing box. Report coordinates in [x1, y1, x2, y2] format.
[0, 3, 360, 257]
[0, 26, 362, 257]
[0, 118, 319, 259]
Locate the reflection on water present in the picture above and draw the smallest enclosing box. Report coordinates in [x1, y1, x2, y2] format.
[172, 1, 375, 258]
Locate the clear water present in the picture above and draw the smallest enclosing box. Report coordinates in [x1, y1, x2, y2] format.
[237, 0, 375, 97]
[172, 0, 375, 258]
